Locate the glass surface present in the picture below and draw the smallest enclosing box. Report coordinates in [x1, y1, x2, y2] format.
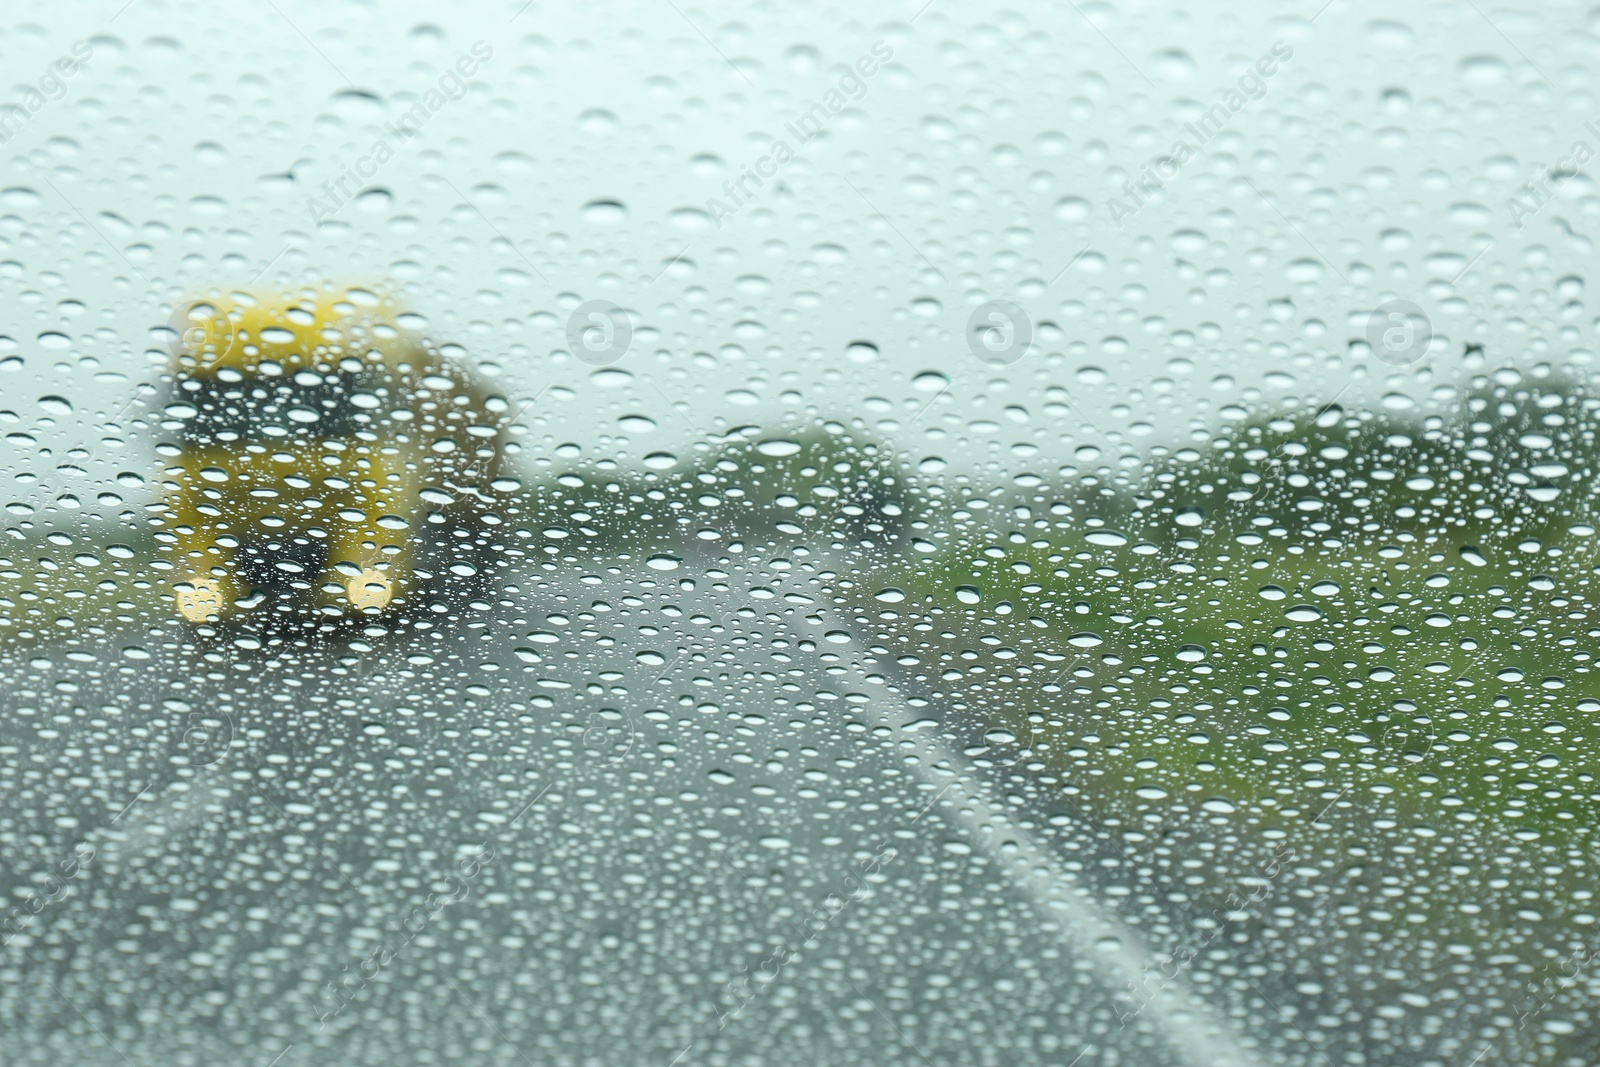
[1, 1, 1596, 1064]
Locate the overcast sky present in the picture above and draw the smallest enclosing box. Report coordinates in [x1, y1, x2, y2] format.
[0, 0, 1578, 518]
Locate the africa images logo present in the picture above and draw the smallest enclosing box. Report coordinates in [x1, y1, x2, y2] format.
[704, 41, 895, 227]
[306, 41, 494, 226]
[1106, 41, 1293, 227]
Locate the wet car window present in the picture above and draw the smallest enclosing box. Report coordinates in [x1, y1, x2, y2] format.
[3, 3, 1596, 1066]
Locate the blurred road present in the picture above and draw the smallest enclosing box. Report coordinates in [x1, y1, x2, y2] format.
[0, 556, 1286, 1067]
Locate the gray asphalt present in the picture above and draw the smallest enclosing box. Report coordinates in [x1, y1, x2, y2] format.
[0, 557, 1295, 1067]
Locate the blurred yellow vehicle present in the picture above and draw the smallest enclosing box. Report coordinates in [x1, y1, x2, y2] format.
[158, 283, 510, 626]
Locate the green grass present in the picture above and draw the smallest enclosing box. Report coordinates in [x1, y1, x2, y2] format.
[864, 373, 1600, 846]
[836, 371, 1600, 1056]
[0, 521, 171, 642]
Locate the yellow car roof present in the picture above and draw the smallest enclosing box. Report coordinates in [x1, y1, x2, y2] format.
[169, 282, 433, 376]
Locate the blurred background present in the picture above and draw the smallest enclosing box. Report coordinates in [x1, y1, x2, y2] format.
[1, 1, 1597, 1065]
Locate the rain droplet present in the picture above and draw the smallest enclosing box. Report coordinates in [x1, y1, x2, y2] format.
[582, 199, 627, 224]
[668, 206, 713, 231]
